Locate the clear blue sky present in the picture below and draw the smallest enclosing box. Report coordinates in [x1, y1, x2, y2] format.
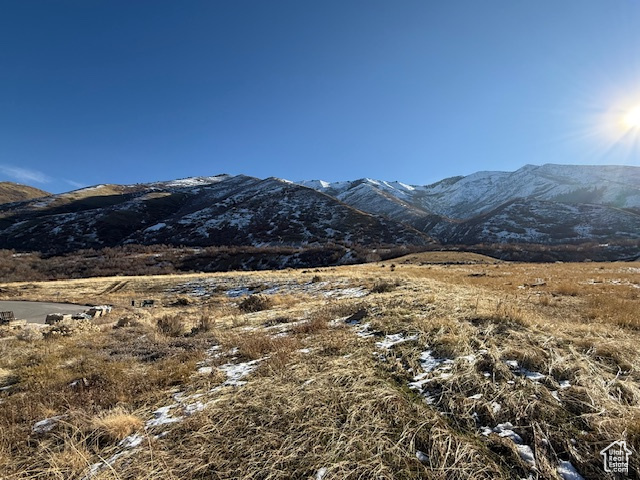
[1, 1, 639, 193]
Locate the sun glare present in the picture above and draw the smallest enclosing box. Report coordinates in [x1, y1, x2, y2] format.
[623, 105, 640, 129]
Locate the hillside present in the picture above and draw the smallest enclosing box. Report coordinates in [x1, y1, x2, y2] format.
[0, 182, 49, 204]
[1, 261, 639, 478]
[299, 164, 640, 247]
[0, 164, 638, 263]
[0, 174, 432, 255]
[301, 164, 640, 220]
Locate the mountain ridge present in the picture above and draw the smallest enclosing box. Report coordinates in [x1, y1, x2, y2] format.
[0, 182, 50, 205]
[1, 164, 638, 261]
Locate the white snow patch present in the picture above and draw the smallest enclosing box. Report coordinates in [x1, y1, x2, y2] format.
[145, 222, 167, 232]
[32, 415, 67, 434]
[219, 359, 263, 387]
[417, 350, 446, 373]
[396, 182, 415, 191]
[490, 422, 523, 443]
[524, 371, 545, 381]
[416, 450, 429, 464]
[517, 444, 536, 468]
[505, 360, 545, 382]
[119, 433, 144, 449]
[407, 350, 452, 399]
[355, 322, 375, 338]
[322, 287, 368, 299]
[226, 287, 253, 297]
[146, 405, 181, 427]
[315, 467, 328, 479]
[482, 422, 536, 468]
[164, 176, 227, 188]
[557, 460, 585, 480]
[206, 345, 222, 356]
[184, 401, 206, 416]
[375, 333, 419, 349]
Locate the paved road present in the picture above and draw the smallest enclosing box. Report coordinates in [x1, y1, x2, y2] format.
[0, 301, 88, 324]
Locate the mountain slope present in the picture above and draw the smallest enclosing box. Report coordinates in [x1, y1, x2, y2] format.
[298, 164, 640, 246]
[0, 182, 49, 204]
[300, 164, 640, 220]
[0, 175, 432, 254]
[0, 165, 638, 260]
[431, 199, 640, 245]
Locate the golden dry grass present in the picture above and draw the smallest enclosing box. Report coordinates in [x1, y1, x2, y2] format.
[90, 410, 144, 444]
[0, 256, 638, 479]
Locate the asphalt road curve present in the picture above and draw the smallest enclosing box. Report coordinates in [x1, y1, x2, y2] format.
[0, 301, 88, 324]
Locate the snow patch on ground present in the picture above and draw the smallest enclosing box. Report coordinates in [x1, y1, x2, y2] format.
[322, 286, 368, 298]
[505, 360, 545, 381]
[482, 422, 536, 468]
[315, 467, 328, 479]
[218, 359, 263, 387]
[557, 460, 585, 480]
[375, 333, 419, 349]
[146, 405, 181, 427]
[226, 287, 253, 297]
[32, 415, 67, 434]
[119, 433, 144, 449]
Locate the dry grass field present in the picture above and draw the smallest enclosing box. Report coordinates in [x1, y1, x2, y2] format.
[1, 255, 639, 479]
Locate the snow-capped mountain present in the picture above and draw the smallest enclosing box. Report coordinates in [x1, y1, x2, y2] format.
[0, 174, 432, 254]
[0, 164, 638, 260]
[298, 164, 640, 246]
[300, 164, 640, 220]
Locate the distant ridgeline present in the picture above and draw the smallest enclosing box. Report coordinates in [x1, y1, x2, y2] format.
[0, 164, 638, 273]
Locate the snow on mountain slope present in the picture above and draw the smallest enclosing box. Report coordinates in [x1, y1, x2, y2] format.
[297, 164, 640, 220]
[0, 175, 432, 254]
[1, 165, 638, 257]
[432, 199, 640, 245]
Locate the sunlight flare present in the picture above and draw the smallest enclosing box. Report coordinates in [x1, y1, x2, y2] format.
[623, 105, 640, 129]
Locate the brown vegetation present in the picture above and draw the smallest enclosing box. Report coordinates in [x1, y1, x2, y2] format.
[0, 257, 638, 478]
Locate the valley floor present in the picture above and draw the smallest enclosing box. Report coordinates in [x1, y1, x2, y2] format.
[1, 256, 639, 479]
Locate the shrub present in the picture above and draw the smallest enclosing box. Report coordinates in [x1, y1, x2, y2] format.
[192, 314, 216, 334]
[16, 326, 43, 342]
[115, 316, 134, 328]
[157, 315, 186, 337]
[371, 281, 397, 293]
[238, 295, 272, 313]
[311, 275, 323, 283]
[264, 316, 293, 327]
[233, 332, 300, 361]
[291, 316, 328, 335]
[91, 410, 144, 445]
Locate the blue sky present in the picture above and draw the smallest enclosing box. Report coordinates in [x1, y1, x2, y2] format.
[1, 1, 640, 193]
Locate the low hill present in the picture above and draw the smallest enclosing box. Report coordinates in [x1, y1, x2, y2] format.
[0, 182, 49, 204]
